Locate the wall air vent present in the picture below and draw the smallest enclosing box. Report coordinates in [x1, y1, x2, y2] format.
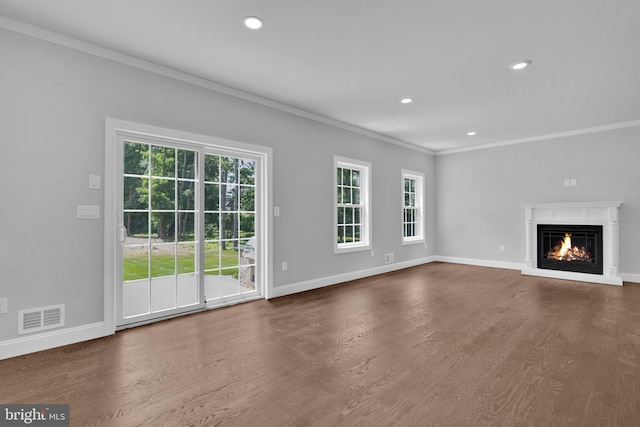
[18, 304, 65, 335]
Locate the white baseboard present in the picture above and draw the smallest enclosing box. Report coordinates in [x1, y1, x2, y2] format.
[621, 272, 640, 284]
[0, 322, 111, 361]
[434, 256, 525, 271]
[436, 255, 640, 285]
[269, 256, 438, 299]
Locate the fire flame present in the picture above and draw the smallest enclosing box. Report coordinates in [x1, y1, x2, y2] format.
[548, 232, 591, 261]
[558, 233, 573, 258]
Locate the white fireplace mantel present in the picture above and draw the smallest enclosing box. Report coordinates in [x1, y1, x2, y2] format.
[522, 202, 622, 285]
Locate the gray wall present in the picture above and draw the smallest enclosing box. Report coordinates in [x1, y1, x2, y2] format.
[435, 126, 640, 275]
[0, 29, 434, 341]
[5, 22, 636, 349]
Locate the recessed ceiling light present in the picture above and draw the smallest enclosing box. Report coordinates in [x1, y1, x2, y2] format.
[243, 16, 263, 30]
[400, 98, 413, 104]
[510, 60, 532, 70]
[467, 131, 477, 136]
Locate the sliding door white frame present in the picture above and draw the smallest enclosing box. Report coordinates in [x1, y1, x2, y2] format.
[104, 118, 273, 333]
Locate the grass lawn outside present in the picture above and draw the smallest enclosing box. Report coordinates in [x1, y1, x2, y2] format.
[123, 242, 244, 281]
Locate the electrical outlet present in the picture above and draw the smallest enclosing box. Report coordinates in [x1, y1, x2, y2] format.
[371, 249, 375, 257]
[282, 261, 288, 271]
[0, 298, 7, 314]
[500, 245, 505, 252]
[384, 253, 394, 264]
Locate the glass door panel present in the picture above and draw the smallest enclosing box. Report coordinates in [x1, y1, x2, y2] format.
[203, 154, 257, 302]
[120, 141, 200, 326]
[118, 137, 260, 327]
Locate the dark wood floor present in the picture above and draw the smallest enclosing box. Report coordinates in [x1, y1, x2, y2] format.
[2, 263, 640, 426]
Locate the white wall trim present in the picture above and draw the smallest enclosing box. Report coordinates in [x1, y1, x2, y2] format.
[4, 15, 638, 158]
[621, 273, 640, 284]
[0, 14, 431, 156]
[0, 322, 109, 361]
[269, 256, 438, 299]
[104, 120, 117, 336]
[434, 255, 640, 284]
[434, 256, 525, 271]
[436, 120, 640, 156]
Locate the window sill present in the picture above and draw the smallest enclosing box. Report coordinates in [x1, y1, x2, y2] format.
[334, 243, 372, 254]
[402, 238, 425, 246]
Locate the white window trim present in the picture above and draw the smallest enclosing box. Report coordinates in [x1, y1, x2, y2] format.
[401, 169, 425, 245]
[334, 156, 372, 254]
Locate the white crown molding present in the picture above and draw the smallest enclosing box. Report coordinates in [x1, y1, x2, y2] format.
[436, 120, 640, 156]
[0, 14, 432, 155]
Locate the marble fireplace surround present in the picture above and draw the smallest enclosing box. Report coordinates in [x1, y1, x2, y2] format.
[522, 202, 622, 286]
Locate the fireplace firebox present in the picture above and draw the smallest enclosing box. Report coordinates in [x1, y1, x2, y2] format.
[537, 224, 603, 275]
[523, 202, 621, 285]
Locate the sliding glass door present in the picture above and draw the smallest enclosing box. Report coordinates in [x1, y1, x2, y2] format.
[116, 135, 262, 327]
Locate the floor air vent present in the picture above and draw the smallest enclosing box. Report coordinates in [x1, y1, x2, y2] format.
[18, 304, 65, 335]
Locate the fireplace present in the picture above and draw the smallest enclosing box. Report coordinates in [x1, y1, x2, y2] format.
[537, 224, 603, 275]
[522, 202, 622, 286]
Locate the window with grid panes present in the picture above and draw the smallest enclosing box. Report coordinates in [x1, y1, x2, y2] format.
[335, 157, 371, 253]
[402, 170, 424, 244]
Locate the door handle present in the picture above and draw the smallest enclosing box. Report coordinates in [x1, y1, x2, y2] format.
[118, 226, 127, 243]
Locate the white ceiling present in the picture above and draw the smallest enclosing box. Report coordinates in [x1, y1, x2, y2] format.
[1, 0, 639, 153]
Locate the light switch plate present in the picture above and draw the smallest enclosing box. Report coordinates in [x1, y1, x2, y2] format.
[89, 175, 101, 190]
[77, 205, 100, 219]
